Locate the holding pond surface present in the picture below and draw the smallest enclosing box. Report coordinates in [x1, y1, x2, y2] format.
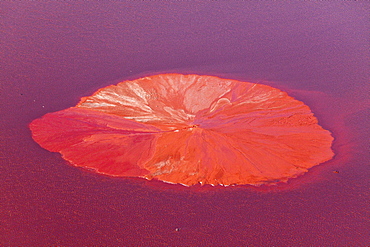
[29, 74, 334, 186]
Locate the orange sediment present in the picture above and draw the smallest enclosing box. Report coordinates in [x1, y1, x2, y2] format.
[29, 74, 334, 186]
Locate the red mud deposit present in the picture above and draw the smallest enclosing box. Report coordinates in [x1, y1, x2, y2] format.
[29, 74, 334, 186]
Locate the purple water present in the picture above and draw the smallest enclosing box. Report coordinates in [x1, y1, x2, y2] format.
[1, 2, 369, 246]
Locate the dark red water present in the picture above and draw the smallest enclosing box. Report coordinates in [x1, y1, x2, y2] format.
[1, 2, 369, 246]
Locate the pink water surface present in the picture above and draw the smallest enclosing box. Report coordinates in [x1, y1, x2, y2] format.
[1, 2, 369, 246]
